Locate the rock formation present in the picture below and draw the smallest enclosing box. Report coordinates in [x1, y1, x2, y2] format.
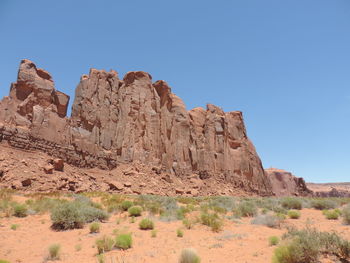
[0, 59, 274, 196]
[265, 168, 312, 196]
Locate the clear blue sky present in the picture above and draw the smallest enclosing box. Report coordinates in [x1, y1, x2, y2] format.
[1, 1, 349, 183]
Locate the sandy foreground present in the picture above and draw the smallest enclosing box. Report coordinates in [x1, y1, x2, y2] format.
[1, 203, 350, 263]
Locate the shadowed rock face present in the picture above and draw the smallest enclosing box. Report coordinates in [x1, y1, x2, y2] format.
[265, 168, 312, 196]
[0, 59, 273, 196]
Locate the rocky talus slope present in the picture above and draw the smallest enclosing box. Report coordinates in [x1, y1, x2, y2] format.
[0, 59, 277, 196]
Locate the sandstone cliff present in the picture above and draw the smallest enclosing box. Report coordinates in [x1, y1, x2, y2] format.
[265, 168, 312, 196]
[0, 59, 273, 196]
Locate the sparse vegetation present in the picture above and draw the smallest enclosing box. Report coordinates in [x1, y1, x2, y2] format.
[311, 199, 337, 210]
[183, 218, 195, 229]
[343, 205, 350, 225]
[115, 233, 132, 250]
[200, 212, 223, 232]
[234, 201, 258, 217]
[128, 206, 142, 217]
[48, 244, 61, 260]
[13, 204, 27, 217]
[151, 229, 157, 238]
[324, 209, 340, 220]
[287, 210, 301, 219]
[177, 228, 184, 237]
[269, 236, 279, 246]
[281, 197, 302, 210]
[89, 222, 100, 233]
[96, 235, 115, 254]
[10, 224, 19, 230]
[251, 214, 283, 228]
[51, 198, 108, 230]
[179, 248, 201, 263]
[139, 218, 154, 230]
[121, 200, 133, 211]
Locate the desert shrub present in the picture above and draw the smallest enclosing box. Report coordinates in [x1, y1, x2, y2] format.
[281, 197, 302, 210]
[10, 224, 19, 230]
[179, 248, 201, 263]
[234, 201, 258, 217]
[0, 260, 10, 263]
[177, 229, 184, 237]
[183, 218, 195, 229]
[208, 196, 236, 212]
[311, 199, 337, 210]
[177, 196, 198, 205]
[121, 200, 133, 211]
[342, 205, 350, 225]
[139, 218, 154, 230]
[151, 229, 157, 238]
[128, 206, 142, 217]
[269, 236, 279, 246]
[51, 199, 108, 230]
[96, 235, 115, 254]
[48, 244, 61, 260]
[13, 204, 27, 217]
[288, 210, 301, 219]
[89, 222, 100, 233]
[273, 228, 350, 263]
[115, 233, 132, 250]
[26, 198, 66, 214]
[251, 214, 282, 228]
[324, 210, 340, 220]
[200, 212, 223, 232]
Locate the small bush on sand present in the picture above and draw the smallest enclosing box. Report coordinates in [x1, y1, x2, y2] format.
[89, 222, 100, 233]
[237, 201, 258, 217]
[343, 205, 350, 225]
[128, 206, 142, 217]
[179, 248, 201, 263]
[183, 218, 195, 229]
[96, 235, 115, 254]
[121, 200, 133, 211]
[281, 197, 302, 210]
[324, 210, 340, 220]
[13, 204, 28, 217]
[251, 214, 283, 228]
[115, 233, 132, 250]
[269, 236, 279, 246]
[287, 210, 301, 219]
[139, 218, 154, 230]
[311, 199, 337, 210]
[200, 212, 223, 232]
[48, 244, 61, 260]
[51, 199, 108, 230]
[0, 260, 11, 263]
[10, 224, 19, 230]
[177, 229, 184, 237]
[151, 229, 157, 238]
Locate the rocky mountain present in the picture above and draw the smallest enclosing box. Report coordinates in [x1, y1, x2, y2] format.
[0, 59, 277, 196]
[265, 168, 312, 196]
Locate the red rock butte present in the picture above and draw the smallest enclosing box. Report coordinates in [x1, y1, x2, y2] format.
[0, 59, 300, 196]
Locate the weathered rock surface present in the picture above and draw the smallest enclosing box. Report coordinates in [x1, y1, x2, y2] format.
[265, 168, 312, 196]
[0, 59, 274, 196]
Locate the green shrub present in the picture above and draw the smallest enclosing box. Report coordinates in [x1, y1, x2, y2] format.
[121, 200, 133, 211]
[0, 260, 11, 263]
[139, 218, 154, 230]
[342, 205, 350, 225]
[200, 212, 223, 232]
[288, 210, 301, 219]
[251, 214, 282, 228]
[273, 228, 350, 263]
[281, 197, 302, 210]
[324, 210, 339, 220]
[128, 206, 142, 217]
[51, 200, 108, 230]
[235, 201, 258, 217]
[115, 233, 132, 250]
[177, 229, 184, 237]
[10, 224, 19, 230]
[13, 204, 27, 217]
[89, 222, 100, 233]
[48, 244, 61, 260]
[151, 230, 157, 238]
[96, 235, 115, 254]
[269, 236, 279, 246]
[179, 248, 201, 263]
[311, 199, 337, 210]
